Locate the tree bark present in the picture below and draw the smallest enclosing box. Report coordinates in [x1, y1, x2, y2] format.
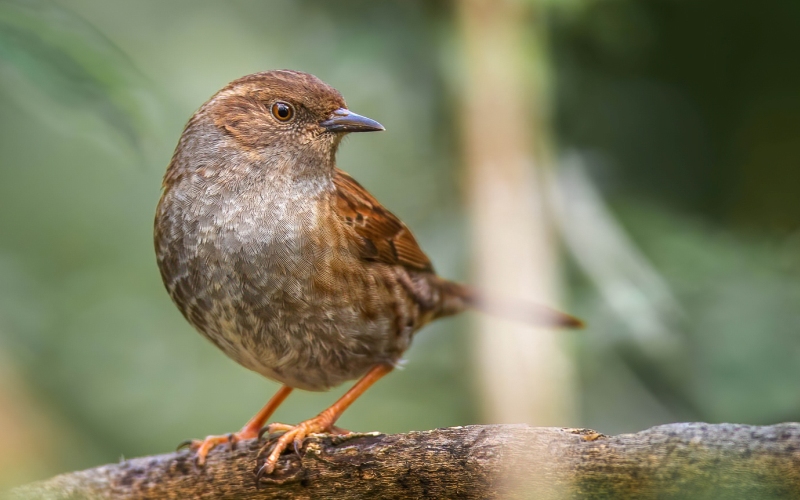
[9, 423, 800, 499]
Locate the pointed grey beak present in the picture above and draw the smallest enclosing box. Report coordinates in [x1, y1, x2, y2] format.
[321, 108, 384, 133]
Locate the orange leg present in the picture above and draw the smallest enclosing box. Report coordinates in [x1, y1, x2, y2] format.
[257, 364, 393, 476]
[181, 385, 293, 466]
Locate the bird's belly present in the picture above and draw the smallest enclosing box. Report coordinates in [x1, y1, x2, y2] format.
[167, 226, 403, 390]
[157, 187, 410, 390]
[198, 260, 402, 391]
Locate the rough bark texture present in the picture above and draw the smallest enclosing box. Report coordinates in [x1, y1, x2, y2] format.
[8, 423, 800, 499]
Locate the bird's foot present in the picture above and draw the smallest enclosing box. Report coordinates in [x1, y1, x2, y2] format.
[256, 413, 347, 476]
[177, 427, 259, 466]
[259, 421, 351, 438]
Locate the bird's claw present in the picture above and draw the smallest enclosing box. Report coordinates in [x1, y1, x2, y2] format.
[293, 438, 303, 459]
[177, 429, 259, 466]
[176, 439, 196, 452]
[256, 416, 340, 476]
[257, 422, 298, 442]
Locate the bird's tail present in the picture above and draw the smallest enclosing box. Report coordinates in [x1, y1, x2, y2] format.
[436, 279, 583, 329]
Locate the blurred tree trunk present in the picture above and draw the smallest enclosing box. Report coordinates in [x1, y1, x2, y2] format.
[456, 0, 576, 430]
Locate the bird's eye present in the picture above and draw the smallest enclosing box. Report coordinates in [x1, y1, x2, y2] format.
[271, 101, 294, 122]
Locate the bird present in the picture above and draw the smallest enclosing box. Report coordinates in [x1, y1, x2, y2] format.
[154, 69, 581, 476]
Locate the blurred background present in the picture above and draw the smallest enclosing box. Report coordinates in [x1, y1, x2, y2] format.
[1, 0, 799, 490]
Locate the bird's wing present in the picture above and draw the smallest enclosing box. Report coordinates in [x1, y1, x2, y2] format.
[333, 168, 434, 273]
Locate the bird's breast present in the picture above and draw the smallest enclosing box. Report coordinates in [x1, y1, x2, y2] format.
[156, 176, 402, 390]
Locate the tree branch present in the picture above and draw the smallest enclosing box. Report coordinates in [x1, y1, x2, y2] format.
[9, 423, 800, 499]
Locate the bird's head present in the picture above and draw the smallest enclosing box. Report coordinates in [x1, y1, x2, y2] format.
[171, 70, 383, 184]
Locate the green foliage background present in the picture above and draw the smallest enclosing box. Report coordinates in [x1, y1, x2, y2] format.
[1, 0, 798, 488]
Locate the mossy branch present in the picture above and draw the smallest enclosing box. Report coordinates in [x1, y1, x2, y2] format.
[9, 423, 800, 499]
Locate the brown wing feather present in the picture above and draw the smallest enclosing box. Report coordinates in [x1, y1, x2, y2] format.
[333, 168, 434, 273]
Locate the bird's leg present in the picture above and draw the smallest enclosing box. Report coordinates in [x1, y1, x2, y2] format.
[179, 385, 293, 466]
[257, 364, 393, 475]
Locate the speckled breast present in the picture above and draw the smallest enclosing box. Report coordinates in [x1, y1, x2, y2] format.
[155, 173, 411, 391]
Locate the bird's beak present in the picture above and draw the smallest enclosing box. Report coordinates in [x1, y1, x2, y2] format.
[321, 108, 384, 133]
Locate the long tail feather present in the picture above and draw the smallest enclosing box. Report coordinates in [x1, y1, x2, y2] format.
[437, 280, 583, 329]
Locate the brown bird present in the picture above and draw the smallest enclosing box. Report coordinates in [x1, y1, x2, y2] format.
[154, 70, 580, 475]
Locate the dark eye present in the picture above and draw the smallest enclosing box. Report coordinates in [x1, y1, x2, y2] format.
[271, 101, 294, 122]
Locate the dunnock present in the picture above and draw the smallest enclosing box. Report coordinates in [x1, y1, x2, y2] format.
[154, 70, 580, 475]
